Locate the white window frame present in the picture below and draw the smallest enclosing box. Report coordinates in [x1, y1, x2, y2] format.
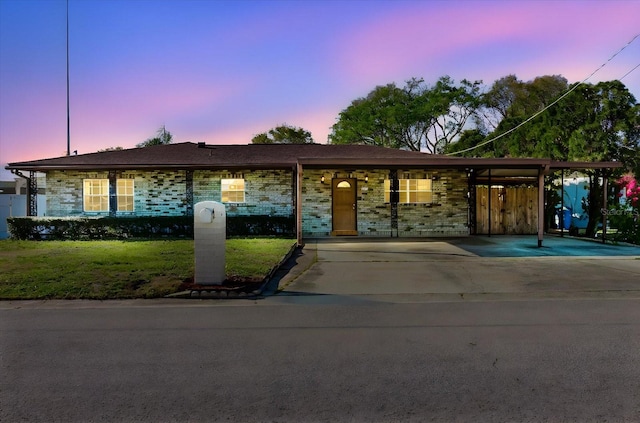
[221, 178, 245, 203]
[384, 178, 433, 204]
[116, 179, 134, 212]
[83, 179, 109, 212]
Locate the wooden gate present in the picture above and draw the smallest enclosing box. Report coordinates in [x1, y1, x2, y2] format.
[476, 186, 538, 235]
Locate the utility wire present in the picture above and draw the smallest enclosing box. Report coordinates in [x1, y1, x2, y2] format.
[619, 62, 640, 81]
[447, 33, 640, 156]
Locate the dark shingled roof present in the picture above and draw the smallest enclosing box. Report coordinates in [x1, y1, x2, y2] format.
[6, 142, 448, 170]
[5, 142, 622, 172]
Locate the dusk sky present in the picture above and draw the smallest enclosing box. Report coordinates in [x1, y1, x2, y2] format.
[1, 0, 639, 180]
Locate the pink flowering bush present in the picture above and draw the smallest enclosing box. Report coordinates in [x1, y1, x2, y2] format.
[618, 174, 640, 208]
[607, 174, 640, 244]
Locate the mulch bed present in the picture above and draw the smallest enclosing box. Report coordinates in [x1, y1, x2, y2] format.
[179, 276, 265, 294]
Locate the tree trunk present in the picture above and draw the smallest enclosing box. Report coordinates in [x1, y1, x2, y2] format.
[585, 172, 602, 238]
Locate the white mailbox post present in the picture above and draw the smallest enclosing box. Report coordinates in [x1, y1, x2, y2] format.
[194, 201, 226, 285]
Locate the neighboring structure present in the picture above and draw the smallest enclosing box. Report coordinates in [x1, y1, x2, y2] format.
[0, 178, 46, 239]
[5, 142, 621, 245]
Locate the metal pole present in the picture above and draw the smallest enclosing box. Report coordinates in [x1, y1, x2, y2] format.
[560, 169, 565, 236]
[537, 169, 545, 247]
[602, 171, 608, 244]
[487, 169, 491, 237]
[66, 0, 71, 156]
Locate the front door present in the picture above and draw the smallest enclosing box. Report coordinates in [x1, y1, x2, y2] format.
[332, 178, 357, 235]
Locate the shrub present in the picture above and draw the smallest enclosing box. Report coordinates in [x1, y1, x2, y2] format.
[7, 215, 295, 240]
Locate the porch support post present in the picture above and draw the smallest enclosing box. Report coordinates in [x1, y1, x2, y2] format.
[108, 170, 117, 217]
[537, 167, 545, 247]
[602, 170, 608, 244]
[487, 169, 491, 237]
[185, 170, 194, 217]
[28, 171, 38, 216]
[389, 169, 399, 238]
[296, 162, 303, 246]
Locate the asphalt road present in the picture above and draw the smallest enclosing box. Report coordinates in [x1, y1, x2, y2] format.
[2, 298, 639, 422]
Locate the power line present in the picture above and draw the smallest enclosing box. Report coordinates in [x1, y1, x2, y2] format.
[619, 62, 640, 81]
[447, 33, 640, 156]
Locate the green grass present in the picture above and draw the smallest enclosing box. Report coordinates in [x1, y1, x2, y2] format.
[0, 239, 295, 300]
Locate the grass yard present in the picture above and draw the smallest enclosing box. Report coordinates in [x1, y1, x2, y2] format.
[0, 239, 295, 300]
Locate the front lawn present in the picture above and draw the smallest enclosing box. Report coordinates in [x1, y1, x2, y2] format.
[0, 239, 295, 300]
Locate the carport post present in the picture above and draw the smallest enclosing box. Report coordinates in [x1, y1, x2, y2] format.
[560, 169, 564, 237]
[537, 168, 545, 247]
[487, 169, 491, 237]
[602, 171, 608, 244]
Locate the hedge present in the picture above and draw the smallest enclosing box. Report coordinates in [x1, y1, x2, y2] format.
[7, 215, 295, 240]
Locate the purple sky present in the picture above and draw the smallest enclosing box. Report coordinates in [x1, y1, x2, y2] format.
[1, 0, 639, 180]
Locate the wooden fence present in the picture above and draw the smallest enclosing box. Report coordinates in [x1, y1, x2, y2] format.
[475, 186, 538, 235]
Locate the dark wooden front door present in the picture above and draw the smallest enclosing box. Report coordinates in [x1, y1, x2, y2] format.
[332, 178, 357, 235]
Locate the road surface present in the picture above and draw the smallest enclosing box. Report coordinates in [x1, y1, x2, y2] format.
[2, 297, 639, 422]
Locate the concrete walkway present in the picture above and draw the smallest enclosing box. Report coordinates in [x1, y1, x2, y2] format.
[272, 236, 640, 301]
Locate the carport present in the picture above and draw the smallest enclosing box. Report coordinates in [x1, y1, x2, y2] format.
[468, 159, 622, 247]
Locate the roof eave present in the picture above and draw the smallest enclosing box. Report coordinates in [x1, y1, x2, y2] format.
[5, 163, 297, 172]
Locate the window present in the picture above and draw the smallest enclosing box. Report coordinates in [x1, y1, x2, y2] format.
[221, 178, 245, 203]
[83, 178, 135, 212]
[83, 179, 109, 212]
[384, 178, 432, 203]
[117, 179, 134, 211]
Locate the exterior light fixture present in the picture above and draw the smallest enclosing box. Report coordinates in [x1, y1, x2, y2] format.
[364, 174, 368, 183]
[321, 175, 325, 184]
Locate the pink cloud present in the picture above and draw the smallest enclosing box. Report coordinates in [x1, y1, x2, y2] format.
[196, 107, 338, 146]
[333, 1, 640, 89]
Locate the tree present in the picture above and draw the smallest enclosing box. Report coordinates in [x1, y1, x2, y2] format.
[450, 74, 570, 157]
[330, 76, 482, 154]
[98, 146, 124, 152]
[137, 125, 173, 148]
[448, 76, 640, 236]
[251, 125, 314, 144]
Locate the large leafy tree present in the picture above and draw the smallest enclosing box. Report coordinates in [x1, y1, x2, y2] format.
[137, 125, 173, 148]
[447, 76, 639, 236]
[330, 76, 482, 153]
[251, 124, 314, 144]
[452, 74, 569, 157]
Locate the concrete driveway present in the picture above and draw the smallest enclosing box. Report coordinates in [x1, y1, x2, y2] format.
[273, 235, 640, 301]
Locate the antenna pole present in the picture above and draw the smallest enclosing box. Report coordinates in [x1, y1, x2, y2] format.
[66, 0, 71, 156]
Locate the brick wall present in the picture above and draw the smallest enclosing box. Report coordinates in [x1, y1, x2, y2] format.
[301, 168, 469, 237]
[45, 167, 469, 237]
[301, 169, 333, 236]
[193, 169, 294, 217]
[394, 169, 469, 237]
[46, 170, 107, 216]
[46, 169, 294, 218]
[136, 170, 188, 216]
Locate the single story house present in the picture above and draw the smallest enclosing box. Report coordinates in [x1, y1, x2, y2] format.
[6, 142, 621, 245]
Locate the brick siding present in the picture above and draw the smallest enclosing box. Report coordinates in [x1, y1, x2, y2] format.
[45, 167, 469, 237]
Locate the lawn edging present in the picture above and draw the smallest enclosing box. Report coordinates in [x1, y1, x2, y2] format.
[168, 243, 300, 300]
